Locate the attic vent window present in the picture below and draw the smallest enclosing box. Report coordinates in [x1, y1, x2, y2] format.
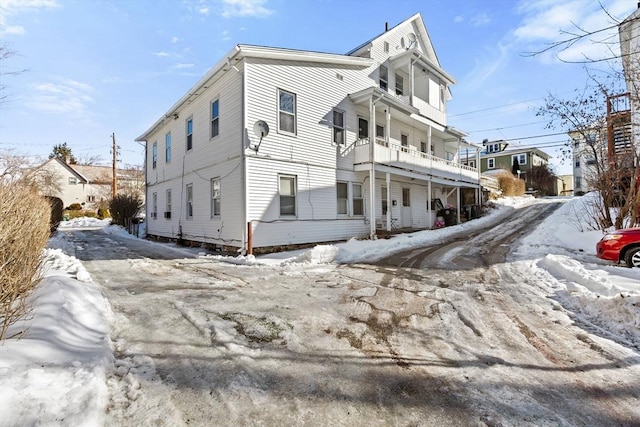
[384, 41, 389, 53]
[336, 73, 343, 81]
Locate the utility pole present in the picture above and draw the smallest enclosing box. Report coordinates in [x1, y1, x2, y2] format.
[112, 133, 118, 198]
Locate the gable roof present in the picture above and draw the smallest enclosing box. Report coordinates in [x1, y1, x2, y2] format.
[40, 157, 88, 183]
[346, 13, 441, 67]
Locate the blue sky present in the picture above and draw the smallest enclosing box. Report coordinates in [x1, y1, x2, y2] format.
[0, 0, 637, 174]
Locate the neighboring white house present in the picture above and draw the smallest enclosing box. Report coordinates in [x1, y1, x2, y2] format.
[36, 157, 144, 210]
[136, 13, 482, 254]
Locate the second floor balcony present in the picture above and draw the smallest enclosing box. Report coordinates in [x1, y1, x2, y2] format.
[354, 137, 479, 183]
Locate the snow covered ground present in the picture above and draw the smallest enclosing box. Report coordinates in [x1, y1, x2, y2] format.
[0, 194, 638, 426]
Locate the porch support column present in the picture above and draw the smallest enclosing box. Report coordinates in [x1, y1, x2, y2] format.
[456, 186, 461, 224]
[369, 97, 376, 239]
[410, 59, 415, 106]
[476, 148, 482, 205]
[428, 180, 432, 228]
[386, 173, 391, 231]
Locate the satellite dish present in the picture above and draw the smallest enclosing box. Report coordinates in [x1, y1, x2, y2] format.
[253, 120, 269, 138]
[251, 120, 269, 152]
[407, 32, 417, 48]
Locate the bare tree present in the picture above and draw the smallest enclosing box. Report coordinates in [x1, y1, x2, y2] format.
[0, 43, 27, 106]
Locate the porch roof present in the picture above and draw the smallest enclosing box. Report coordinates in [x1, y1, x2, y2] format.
[349, 87, 419, 115]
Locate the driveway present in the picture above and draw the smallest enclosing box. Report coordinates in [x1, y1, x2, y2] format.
[62, 200, 640, 426]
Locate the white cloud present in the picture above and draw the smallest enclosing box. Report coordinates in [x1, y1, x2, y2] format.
[171, 36, 180, 43]
[454, 15, 464, 24]
[173, 63, 194, 69]
[222, 29, 231, 41]
[0, 0, 59, 35]
[153, 51, 170, 57]
[26, 78, 94, 114]
[470, 13, 491, 27]
[221, 0, 273, 19]
[198, 5, 210, 15]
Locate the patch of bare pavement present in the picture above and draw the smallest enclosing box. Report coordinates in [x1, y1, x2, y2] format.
[64, 200, 640, 426]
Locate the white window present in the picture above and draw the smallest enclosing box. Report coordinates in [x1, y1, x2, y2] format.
[383, 41, 389, 53]
[152, 192, 157, 219]
[337, 182, 348, 215]
[420, 141, 427, 153]
[395, 73, 404, 96]
[379, 65, 388, 90]
[165, 132, 171, 162]
[575, 176, 582, 189]
[333, 109, 345, 144]
[211, 99, 219, 138]
[353, 183, 363, 216]
[278, 89, 296, 134]
[68, 177, 77, 185]
[186, 184, 193, 219]
[186, 117, 193, 151]
[467, 160, 476, 168]
[152, 142, 157, 169]
[165, 189, 172, 219]
[512, 153, 526, 165]
[488, 158, 495, 169]
[446, 151, 455, 161]
[376, 124, 385, 139]
[211, 178, 221, 217]
[279, 175, 296, 216]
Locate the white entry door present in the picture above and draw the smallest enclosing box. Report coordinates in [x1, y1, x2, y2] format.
[401, 188, 412, 228]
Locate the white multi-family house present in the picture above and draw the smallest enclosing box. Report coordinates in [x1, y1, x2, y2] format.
[136, 13, 482, 254]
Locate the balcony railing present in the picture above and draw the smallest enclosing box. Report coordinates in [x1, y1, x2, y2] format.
[354, 138, 478, 182]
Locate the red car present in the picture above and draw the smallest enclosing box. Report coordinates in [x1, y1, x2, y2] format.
[596, 227, 640, 268]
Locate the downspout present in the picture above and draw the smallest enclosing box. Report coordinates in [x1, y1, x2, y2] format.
[233, 50, 248, 254]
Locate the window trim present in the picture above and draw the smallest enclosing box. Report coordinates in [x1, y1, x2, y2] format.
[332, 108, 345, 145]
[211, 99, 220, 139]
[381, 186, 388, 215]
[152, 142, 157, 169]
[211, 177, 221, 218]
[165, 132, 172, 163]
[186, 183, 193, 219]
[68, 177, 77, 185]
[152, 192, 158, 220]
[165, 189, 172, 219]
[337, 181, 348, 215]
[379, 65, 388, 90]
[512, 153, 527, 165]
[352, 183, 364, 216]
[395, 73, 404, 96]
[186, 117, 193, 151]
[402, 188, 410, 207]
[488, 158, 496, 169]
[279, 174, 297, 217]
[277, 89, 297, 136]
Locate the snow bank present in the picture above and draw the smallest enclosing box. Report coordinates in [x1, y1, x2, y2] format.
[0, 249, 113, 427]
